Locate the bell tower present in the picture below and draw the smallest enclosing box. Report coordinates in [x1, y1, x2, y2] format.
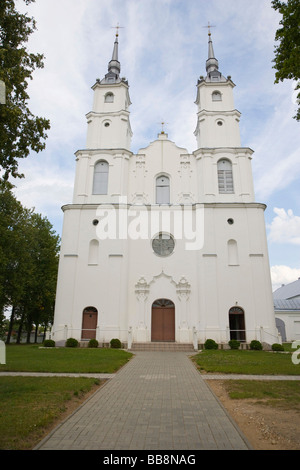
[85, 30, 132, 150]
[194, 27, 241, 148]
[194, 28, 255, 203]
[72, 30, 132, 204]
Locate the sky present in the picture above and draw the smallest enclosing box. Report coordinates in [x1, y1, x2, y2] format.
[11, 0, 300, 292]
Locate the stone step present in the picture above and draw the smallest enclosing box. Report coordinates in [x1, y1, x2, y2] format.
[129, 342, 196, 352]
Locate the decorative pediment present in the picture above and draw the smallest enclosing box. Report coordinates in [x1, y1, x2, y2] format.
[136, 271, 191, 300]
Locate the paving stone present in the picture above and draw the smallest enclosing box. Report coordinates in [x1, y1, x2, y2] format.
[33, 352, 254, 450]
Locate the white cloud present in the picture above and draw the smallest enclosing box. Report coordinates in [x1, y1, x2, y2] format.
[252, 80, 300, 201]
[271, 265, 300, 292]
[268, 208, 300, 245]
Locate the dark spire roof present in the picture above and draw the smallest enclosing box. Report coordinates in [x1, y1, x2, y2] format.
[102, 31, 122, 84]
[204, 28, 226, 83]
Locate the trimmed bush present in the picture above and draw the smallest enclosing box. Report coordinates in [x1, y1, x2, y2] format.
[250, 340, 262, 350]
[272, 343, 284, 351]
[65, 337, 79, 348]
[110, 338, 121, 349]
[43, 339, 55, 348]
[204, 339, 218, 350]
[228, 339, 240, 350]
[88, 339, 99, 348]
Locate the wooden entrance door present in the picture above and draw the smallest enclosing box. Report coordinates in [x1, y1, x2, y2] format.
[151, 299, 175, 342]
[81, 307, 98, 339]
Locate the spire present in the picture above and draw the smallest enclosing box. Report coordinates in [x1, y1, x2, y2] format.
[107, 32, 120, 77]
[205, 25, 219, 77]
[103, 25, 124, 83]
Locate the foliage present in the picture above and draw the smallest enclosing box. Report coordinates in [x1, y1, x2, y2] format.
[228, 339, 240, 350]
[0, 0, 50, 179]
[0, 180, 60, 344]
[88, 339, 99, 348]
[204, 338, 218, 350]
[43, 339, 55, 348]
[110, 338, 121, 349]
[65, 338, 79, 348]
[250, 340, 262, 350]
[272, 343, 285, 351]
[272, 0, 300, 121]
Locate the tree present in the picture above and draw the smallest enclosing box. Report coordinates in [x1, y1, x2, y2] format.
[272, 0, 300, 121]
[0, 181, 60, 343]
[0, 0, 50, 179]
[20, 212, 60, 343]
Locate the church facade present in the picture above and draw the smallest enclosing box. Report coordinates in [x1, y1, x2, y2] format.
[51, 31, 280, 348]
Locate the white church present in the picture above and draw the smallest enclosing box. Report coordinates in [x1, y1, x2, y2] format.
[51, 30, 280, 349]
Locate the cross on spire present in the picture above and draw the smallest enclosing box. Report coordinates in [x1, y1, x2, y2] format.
[111, 22, 124, 37]
[203, 22, 216, 37]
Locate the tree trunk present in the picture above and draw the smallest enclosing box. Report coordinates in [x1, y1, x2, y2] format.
[34, 324, 38, 343]
[6, 306, 15, 344]
[26, 327, 31, 344]
[16, 310, 25, 344]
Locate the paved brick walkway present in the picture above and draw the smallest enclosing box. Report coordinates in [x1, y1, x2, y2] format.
[34, 352, 251, 450]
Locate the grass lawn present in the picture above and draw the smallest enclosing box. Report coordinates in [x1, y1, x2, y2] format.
[0, 344, 133, 450]
[195, 348, 300, 435]
[193, 348, 300, 375]
[0, 344, 133, 373]
[0, 376, 102, 450]
[223, 379, 300, 410]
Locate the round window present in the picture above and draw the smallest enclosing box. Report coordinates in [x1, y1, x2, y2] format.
[152, 233, 175, 257]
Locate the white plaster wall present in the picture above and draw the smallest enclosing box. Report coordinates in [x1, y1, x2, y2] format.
[275, 313, 300, 342]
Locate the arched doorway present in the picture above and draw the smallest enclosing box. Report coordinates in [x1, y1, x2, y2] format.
[229, 307, 246, 341]
[81, 307, 98, 340]
[151, 299, 175, 342]
[275, 318, 287, 342]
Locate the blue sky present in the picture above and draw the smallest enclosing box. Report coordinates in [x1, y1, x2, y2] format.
[12, 0, 300, 290]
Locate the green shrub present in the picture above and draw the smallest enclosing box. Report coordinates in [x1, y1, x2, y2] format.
[88, 339, 99, 348]
[110, 338, 121, 349]
[228, 339, 240, 350]
[204, 339, 218, 350]
[250, 340, 262, 350]
[65, 337, 79, 348]
[272, 343, 284, 351]
[43, 339, 55, 348]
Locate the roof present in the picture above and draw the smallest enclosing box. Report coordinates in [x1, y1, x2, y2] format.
[274, 298, 300, 311]
[273, 278, 300, 300]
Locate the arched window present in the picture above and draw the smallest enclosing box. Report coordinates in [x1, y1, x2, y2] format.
[93, 160, 109, 195]
[156, 175, 170, 204]
[228, 239, 239, 265]
[104, 92, 114, 103]
[217, 159, 234, 194]
[212, 91, 222, 101]
[88, 239, 99, 265]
